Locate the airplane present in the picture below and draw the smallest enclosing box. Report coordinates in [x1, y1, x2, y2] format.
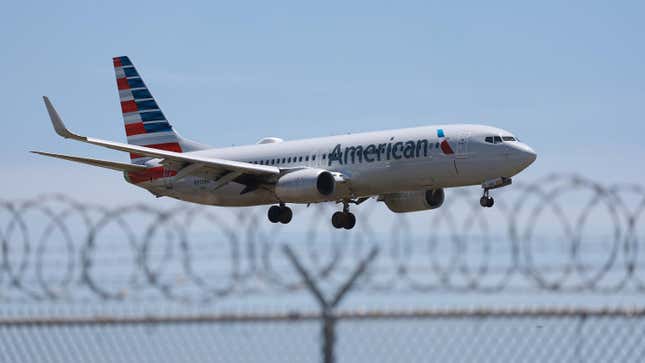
[35, 56, 537, 230]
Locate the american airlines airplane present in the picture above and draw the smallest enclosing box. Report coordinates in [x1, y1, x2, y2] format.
[35, 56, 537, 229]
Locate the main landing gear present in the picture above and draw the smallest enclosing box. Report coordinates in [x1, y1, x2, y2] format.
[480, 189, 494, 208]
[331, 202, 356, 230]
[268, 203, 292, 224]
[267, 198, 365, 229]
[479, 177, 512, 208]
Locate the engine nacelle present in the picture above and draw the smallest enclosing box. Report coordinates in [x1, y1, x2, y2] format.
[381, 188, 445, 213]
[274, 169, 336, 203]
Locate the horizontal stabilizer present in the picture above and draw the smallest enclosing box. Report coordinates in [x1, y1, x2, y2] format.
[31, 151, 149, 173]
[41, 97, 280, 176]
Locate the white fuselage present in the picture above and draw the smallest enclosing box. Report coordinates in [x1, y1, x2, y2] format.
[130, 124, 536, 206]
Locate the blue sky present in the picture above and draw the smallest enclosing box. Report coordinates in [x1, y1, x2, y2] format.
[1, 0, 643, 204]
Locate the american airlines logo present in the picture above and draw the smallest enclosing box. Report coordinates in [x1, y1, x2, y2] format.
[328, 130, 454, 166]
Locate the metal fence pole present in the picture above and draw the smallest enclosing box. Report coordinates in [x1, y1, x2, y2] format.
[282, 245, 379, 363]
[575, 313, 587, 363]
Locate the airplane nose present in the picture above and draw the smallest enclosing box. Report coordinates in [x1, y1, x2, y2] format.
[518, 144, 537, 167]
[509, 143, 536, 171]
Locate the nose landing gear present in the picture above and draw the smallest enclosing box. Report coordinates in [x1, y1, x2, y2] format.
[479, 177, 512, 208]
[480, 190, 494, 208]
[268, 203, 292, 224]
[331, 201, 356, 230]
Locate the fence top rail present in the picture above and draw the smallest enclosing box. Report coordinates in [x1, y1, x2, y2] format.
[2, 306, 645, 327]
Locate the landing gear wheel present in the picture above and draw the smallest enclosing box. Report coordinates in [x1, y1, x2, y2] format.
[332, 211, 345, 229]
[480, 188, 495, 208]
[332, 201, 358, 229]
[268, 206, 282, 223]
[343, 213, 356, 230]
[279, 206, 292, 224]
[479, 196, 494, 208]
[480, 197, 488, 207]
[268, 205, 292, 223]
[331, 211, 356, 229]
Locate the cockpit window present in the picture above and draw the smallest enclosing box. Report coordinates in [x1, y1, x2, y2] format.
[485, 136, 506, 144]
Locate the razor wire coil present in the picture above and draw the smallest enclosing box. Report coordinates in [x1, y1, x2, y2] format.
[1, 174, 644, 302]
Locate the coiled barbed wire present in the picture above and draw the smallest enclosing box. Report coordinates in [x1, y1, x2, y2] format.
[0, 174, 643, 303]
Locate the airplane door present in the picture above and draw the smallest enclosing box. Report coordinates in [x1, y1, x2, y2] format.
[452, 131, 470, 178]
[455, 132, 470, 159]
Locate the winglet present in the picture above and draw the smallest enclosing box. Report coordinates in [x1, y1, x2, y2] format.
[42, 96, 85, 141]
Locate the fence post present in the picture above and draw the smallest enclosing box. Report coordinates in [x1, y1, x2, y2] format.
[575, 313, 587, 363]
[282, 245, 379, 363]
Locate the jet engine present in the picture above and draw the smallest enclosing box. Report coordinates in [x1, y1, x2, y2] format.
[380, 188, 445, 213]
[274, 168, 336, 203]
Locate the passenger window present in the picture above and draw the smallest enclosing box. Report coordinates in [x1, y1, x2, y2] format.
[322, 154, 326, 160]
[313, 155, 316, 160]
[299, 156, 303, 162]
[494, 136, 502, 144]
[485, 137, 493, 143]
[305, 156, 309, 161]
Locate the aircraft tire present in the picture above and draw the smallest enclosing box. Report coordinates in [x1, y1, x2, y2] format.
[279, 207, 292, 224]
[480, 196, 494, 208]
[332, 211, 345, 229]
[343, 213, 356, 230]
[268, 205, 282, 223]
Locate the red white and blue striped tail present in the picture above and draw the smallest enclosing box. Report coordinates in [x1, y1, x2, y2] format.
[113, 56, 207, 164]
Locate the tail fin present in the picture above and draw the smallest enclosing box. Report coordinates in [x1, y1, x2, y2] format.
[113, 56, 207, 164]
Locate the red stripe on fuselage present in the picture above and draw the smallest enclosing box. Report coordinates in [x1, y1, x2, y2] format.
[125, 166, 177, 184]
[144, 142, 183, 152]
[128, 142, 183, 160]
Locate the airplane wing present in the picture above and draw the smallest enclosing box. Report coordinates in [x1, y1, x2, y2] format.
[31, 151, 150, 172]
[42, 97, 280, 178]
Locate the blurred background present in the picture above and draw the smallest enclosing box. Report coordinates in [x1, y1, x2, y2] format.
[1, 0, 644, 362]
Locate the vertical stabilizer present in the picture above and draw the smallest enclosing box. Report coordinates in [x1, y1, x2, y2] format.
[113, 56, 207, 164]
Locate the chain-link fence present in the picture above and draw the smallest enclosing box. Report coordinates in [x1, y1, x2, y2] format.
[1, 174, 644, 362]
[2, 308, 644, 363]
